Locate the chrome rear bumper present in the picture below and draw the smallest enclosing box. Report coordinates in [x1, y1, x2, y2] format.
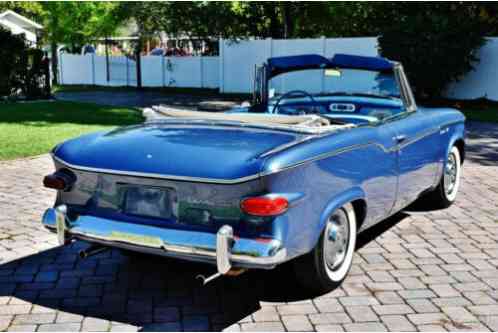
[42, 206, 286, 270]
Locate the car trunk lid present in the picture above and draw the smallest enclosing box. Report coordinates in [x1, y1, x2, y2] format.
[53, 123, 304, 183]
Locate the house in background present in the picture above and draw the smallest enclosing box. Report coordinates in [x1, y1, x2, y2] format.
[0, 10, 43, 47]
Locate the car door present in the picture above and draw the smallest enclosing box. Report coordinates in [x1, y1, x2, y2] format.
[358, 120, 399, 227]
[391, 110, 441, 211]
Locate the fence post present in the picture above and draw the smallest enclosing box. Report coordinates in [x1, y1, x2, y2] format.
[91, 54, 96, 85]
[219, 38, 224, 93]
[200, 56, 204, 88]
[161, 56, 165, 87]
[105, 38, 110, 84]
[58, 53, 63, 85]
[126, 56, 129, 86]
[136, 43, 142, 90]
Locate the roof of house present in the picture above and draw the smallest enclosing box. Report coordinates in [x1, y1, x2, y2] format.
[267, 53, 394, 78]
[0, 10, 43, 29]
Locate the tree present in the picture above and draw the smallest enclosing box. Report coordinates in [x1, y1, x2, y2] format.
[0, 26, 49, 99]
[373, 3, 489, 99]
[118, 2, 358, 41]
[0, 1, 44, 22]
[38, 2, 126, 84]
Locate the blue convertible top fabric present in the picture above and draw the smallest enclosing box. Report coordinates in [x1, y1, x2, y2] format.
[267, 53, 394, 78]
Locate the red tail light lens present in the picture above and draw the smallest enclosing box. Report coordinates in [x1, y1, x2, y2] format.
[43, 174, 67, 190]
[240, 196, 289, 216]
[43, 169, 76, 191]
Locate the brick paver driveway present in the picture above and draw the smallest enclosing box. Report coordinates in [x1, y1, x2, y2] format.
[0, 121, 497, 332]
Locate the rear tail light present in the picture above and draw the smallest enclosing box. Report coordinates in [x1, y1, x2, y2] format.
[43, 169, 76, 191]
[240, 196, 288, 217]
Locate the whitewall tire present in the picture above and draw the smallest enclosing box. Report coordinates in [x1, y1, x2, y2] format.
[293, 203, 357, 293]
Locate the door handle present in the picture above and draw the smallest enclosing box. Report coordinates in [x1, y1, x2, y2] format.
[393, 134, 407, 143]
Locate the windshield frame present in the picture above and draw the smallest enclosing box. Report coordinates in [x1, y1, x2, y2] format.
[253, 60, 417, 114]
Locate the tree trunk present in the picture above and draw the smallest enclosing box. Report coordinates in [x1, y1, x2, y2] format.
[50, 41, 58, 85]
[281, 3, 293, 39]
[266, 4, 281, 38]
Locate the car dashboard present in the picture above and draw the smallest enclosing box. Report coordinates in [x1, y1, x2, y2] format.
[267, 96, 404, 125]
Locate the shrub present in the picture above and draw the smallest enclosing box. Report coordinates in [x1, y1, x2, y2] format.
[375, 3, 488, 99]
[0, 27, 49, 100]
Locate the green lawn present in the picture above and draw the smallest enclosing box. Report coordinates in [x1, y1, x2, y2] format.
[53, 84, 252, 100]
[425, 98, 498, 123]
[0, 101, 143, 160]
[461, 106, 498, 123]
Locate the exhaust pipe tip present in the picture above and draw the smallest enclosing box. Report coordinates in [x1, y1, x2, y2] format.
[79, 245, 107, 259]
[195, 274, 206, 286]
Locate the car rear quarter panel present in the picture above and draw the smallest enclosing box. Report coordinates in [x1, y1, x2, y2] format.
[261, 127, 398, 260]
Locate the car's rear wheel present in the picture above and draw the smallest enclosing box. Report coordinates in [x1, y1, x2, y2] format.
[293, 203, 357, 294]
[423, 145, 462, 209]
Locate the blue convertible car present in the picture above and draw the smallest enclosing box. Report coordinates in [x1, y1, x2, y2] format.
[42, 54, 465, 292]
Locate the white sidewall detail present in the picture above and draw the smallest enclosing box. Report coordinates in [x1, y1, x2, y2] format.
[324, 203, 357, 282]
[446, 146, 461, 202]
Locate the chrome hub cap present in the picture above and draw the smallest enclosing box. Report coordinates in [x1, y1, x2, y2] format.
[324, 212, 350, 270]
[444, 152, 457, 196]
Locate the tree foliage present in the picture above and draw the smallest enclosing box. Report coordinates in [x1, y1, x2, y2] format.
[374, 3, 489, 98]
[3, 1, 497, 98]
[0, 1, 43, 22]
[119, 2, 370, 40]
[39, 2, 126, 50]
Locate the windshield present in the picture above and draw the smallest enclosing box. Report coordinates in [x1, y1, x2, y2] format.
[269, 68, 400, 99]
[261, 68, 405, 125]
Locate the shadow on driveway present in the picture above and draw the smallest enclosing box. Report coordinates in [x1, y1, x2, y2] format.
[464, 121, 498, 167]
[55, 91, 245, 110]
[0, 214, 408, 331]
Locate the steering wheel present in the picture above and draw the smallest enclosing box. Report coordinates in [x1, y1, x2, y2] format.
[271, 90, 321, 115]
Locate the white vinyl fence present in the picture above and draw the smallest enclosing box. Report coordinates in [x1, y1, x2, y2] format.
[445, 38, 498, 101]
[219, 37, 378, 94]
[59, 37, 498, 101]
[59, 55, 219, 88]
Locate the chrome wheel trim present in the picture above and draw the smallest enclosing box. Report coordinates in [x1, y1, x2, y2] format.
[444, 146, 461, 202]
[324, 211, 349, 270]
[323, 203, 357, 282]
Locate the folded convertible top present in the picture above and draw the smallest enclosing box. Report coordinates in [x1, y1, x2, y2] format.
[151, 106, 330, 127]
[145, 106, 354, 134]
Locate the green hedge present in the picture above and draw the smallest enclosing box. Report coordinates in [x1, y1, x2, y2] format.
[0, 27, 50, 100]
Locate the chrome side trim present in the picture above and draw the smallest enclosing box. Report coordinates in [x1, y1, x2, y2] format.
[259, 134, 317, 158]
[52, 155, 261, 185]
[53, 125, 447, 184]
[439, 120, 464, 129]
[53, 141, 390, 184]
[397, 128, 440, 150]
[261, 141, 392, 176]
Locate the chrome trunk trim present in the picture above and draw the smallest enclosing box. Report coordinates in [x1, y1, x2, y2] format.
[52, 154, 261, 185]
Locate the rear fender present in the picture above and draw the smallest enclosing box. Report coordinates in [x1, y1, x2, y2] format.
[446, 124, 465, 163]
[311, 187, 365, 249]
[435, 122, 465, 185]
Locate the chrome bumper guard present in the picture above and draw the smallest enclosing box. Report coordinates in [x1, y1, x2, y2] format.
[42, 205, 286, 270]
